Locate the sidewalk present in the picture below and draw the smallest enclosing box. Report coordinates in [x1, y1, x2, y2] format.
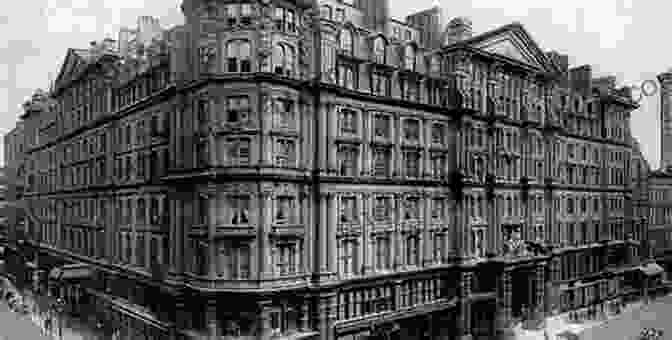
[1, 278, 95, 340]
[512, 299, 646, 340]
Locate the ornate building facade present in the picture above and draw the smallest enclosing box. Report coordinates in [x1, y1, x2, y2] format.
[3, 1, 651, 340]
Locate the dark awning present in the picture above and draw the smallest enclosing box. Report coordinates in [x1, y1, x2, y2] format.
[639, 262, 664, 276]
[49, 263, 93, 280]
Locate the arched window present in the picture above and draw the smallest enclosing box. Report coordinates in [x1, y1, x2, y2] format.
[224, 39, 252, 73]
[373, 37, 386, 64]
[339, 28, 353, 55]
[273, 43, 295, 76]
[404, 45, 415, 71]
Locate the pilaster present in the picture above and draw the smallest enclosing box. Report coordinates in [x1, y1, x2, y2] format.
[259, 189, 273, 280]
[327, 104, 338, 173]
[206, 299, 219, 340]
[458, 270, 473, 340]
[496, 269, 514, 340]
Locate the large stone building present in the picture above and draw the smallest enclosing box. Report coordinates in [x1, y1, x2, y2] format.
[3, 1, 651, 339]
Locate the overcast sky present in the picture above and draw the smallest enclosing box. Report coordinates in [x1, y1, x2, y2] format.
[0, 0, 664, 167]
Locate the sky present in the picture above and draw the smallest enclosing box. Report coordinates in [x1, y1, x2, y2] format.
[0, 0, 664, 168]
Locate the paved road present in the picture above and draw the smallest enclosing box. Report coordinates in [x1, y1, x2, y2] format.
[0, 300, 51, 340]
[580, 295, 672, 339]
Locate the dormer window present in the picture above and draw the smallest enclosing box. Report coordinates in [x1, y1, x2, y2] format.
[404, 45, 416, 71]
[373, 37, 386, 64]
[339, 28, 353, 55]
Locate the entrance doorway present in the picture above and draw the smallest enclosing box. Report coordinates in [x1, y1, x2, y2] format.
[511, 268, 536, 320]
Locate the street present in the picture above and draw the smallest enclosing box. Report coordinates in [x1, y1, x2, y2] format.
[0, 298, 50, 340]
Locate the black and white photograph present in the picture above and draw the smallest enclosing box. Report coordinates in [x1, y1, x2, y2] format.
[0, 0, 670, 339]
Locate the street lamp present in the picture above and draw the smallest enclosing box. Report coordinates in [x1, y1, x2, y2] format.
[51, 297, 65, 340]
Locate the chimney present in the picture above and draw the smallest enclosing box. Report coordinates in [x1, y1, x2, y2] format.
[442, 17, 473, 47]
[102, 38, 117, 53]
[569, 65, 592, 97]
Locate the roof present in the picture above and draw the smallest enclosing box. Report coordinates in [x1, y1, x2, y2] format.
[580, 295, 672, 340]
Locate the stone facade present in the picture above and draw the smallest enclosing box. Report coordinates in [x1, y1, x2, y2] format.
[2, 1, 649, 340]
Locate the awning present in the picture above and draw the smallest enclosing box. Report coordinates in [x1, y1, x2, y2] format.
[49, 263, 93, 280]
[639, 262, 664, 276]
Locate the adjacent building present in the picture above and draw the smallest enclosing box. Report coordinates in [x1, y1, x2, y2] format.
[3, 1, 652, 340]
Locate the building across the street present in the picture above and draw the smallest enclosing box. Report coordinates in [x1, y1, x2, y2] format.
[2, 1, 659, 340]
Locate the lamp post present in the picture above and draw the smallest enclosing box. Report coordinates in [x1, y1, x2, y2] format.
[51, 297, 65, 340]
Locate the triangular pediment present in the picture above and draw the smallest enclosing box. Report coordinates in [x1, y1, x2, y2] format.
[470, 24, 556, 73]
[54, 49, 87, 92]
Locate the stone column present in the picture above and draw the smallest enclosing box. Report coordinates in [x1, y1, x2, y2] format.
[327, 193, 337, 275]
[533, 263, 546, 326]
[318, 193, 329, 275]
[206, 299, 219, 340]
[458, 271, 473, 340]
[327, 104, 338, 174]
[299, 301, 310, 332]
[423, 194, 432, 266]
[318, 294, 337, 340]
[258, 301, 273, 340]
[259, 190, 273, 280]
[496, 269, 514, 340]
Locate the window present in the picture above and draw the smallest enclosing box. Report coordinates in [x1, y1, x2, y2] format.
[230, 196, 250, 225]
[273, 44, 295, 76]
[337, 63, 356, 89]
[432, 124, 444, 144]
[339, 108, 357, 134]
[338, 145, 358, 177]
[371, 72, 389, 96]
[404, 45, 416, 71]
[404, 119, 420, 142]
[434, 233, 447, 262]
[373, 114, 390, 138]
[320, 5, 332, 20]
[274, 7, 296, 33]
[374, 197, 391, 222]
[373, 37, 386, 64]
[339, 239, 358, 276]
[275, 196, 295, 225]
[375, 236, 391, 270]
[240, 4, 253, 25]
[225, 96, 251, 123]
[404, 198, 420, 220]
[430, 55, 440, 74]
[431, 154, 446, 177]
[405, 236, 420, 266]
[275, 139, 296, 167]
[224, 40, 252, 73]
[404, 150, 420, 178]
[471, 227, 486, 258]
[372, 148, 390, 177]
[225, 138, 251, 165]
[277, 243, 298, 275]
[339, 197, 358, 223]
[431, 198, 444, 219]
[137, 198, 146, 225]
[274, 99, 294, 128]
[339, 28, 353, 54]
[335, 8, 345, 22]
[223, 241, 251, 279]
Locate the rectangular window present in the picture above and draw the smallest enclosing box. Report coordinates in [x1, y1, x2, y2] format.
[225, 96, 251, 124]
[225, 138, 251, 165]
[338, 64, 356, 89]
[229, 196, 250, 225]
[275, 196, 295, 225]
[338, 146, 358, 177]
[339, 108, 357, 134]
[276, 243, 298, 275]
[339, 239, 358, 276]
[431, 124, 444, 144]
[404, 151, 420, 177]
[373, 114, 390, 139]
[339, 197, 357, 224]
[404, 198, 420, 220]
[404, 120, 420, 142]
[375, 236, 391, 270]
[371, 73, 389, 96]
[374, 197, 391, 222]
[223, 241, 251, 279]
[275, 99, 294, 128]
[372, 148, 390, 177]
[275, 139, 296, 168]
[406, 236, 420, 266]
